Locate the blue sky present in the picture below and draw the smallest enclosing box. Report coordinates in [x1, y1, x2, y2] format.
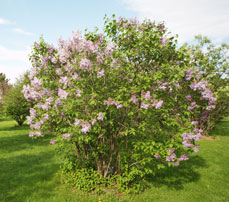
[1, 0, 229, 83]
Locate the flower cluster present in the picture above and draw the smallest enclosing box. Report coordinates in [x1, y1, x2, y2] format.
[104, 98, 123, 109]
[0, 91, 4, 104]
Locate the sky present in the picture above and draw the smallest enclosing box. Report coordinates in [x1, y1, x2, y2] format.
[0, 0, 229, 84]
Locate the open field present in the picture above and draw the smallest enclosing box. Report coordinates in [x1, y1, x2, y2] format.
[0, 117, 228, 202]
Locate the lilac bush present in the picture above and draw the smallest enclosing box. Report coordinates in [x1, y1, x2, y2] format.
[23, 16, 215, 193]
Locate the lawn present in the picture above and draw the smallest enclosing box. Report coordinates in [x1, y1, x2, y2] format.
[0, 117, 228, 202]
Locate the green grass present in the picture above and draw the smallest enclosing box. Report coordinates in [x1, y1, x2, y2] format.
[0, 117, 229, 202]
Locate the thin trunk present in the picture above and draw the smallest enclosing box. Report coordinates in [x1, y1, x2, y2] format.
[75, 142, 83, 162]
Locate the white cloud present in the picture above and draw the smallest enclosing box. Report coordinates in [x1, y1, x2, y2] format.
[0, 18, 15, 25]
[0, 65, 30, 84]
[0, 45, 32, 83]
[12, 28, 34, 36]
[121, 0, 229, 43]
[0, 45, 30, 63]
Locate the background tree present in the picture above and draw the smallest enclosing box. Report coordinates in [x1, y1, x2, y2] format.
[4, 72, 33, 126]
[0, 73, 10, 94]
[181, 36, 229, 134]
[0, 73, 10, 119]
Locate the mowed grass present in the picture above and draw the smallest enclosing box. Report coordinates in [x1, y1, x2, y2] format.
[0, 117, 229, 202]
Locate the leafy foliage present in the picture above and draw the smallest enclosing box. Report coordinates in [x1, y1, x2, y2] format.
[0, 73, 10, 118]
[4, 73, 33, 126]
[182, 35, 229, 134]
[23, 16, 215, 193]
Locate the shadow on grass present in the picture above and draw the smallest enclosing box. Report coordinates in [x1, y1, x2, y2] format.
[209, 117, 229, 137]
[146, 155, 207, 190]
[0, 119, 60, 202]
[0, 131, 55, 153]
[0, 151, 59, 202]
[0, 124, 30, 131]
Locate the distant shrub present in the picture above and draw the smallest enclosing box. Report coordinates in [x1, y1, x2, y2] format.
[5, 73, 33, 126]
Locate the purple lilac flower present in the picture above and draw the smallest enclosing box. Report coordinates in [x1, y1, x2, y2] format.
[74, 118, 81, 126]
[166, 153, 176, 162]
[42, 88, 51, 96]
[56, 68, 62, 75]
[104, 100, 110, 106]
[40, 56, 49, 67]
[185, 69, 193, 80]
[22, 85, 42, 101]
[129, 17, 137, 25]
[41, 104, 50, 111]
[182, 132, 193, 141]
[168, 148, 175, 154]
[193, 128, 203, 135]
[32, 122, 41, 130]
[97, 69, 105, 78]
[28, 68, 37, 80]
[91, 43, 99, 53]
[72, 29, 81, 41]
[54, 98, 62, 107]
[209, 97, 217, 104]
[92, 119, 97, 125]
[79, 58, 92, 71]
[30, 108, 37, 119]
[117, 104, 123, 109]
[64, 63, 73, 72]
[206, 105, 215, 110]
[50, 139, 56, 144]
[81, 122, 91, 133]
[174, 162, 179, 166]
[97, 112, 104, 121]
[29, 131, 42, 137]
[144, 91, 151, 101]
[154, 154, 161, 159]
[193, 147, 199, 152]
[105, 42, 115, 56]
[43, 114, 49, 120]
[195, 72, 202, 79]
[96, 53, 104, 64]
[76, 89, 81, 97]
[111, 60, 118, 68]
[51, 56, 57, 64]
[72, 73, 79, 80]
[62, 133, 71, 139]
[60, 76, 69, 86]
[160, 36, 166, 46]
[29, 132, 34, 137]
[131, 95, 138, 104]
[169, 88, 173, 94]
[155, 100, 163, 109]
[48, 45, 55, 54]
[188, 102, 197, 111]
[35, 131, 42, 137]
[26, 116, 33, 125]
[191, 121, 198, 126]
[178, 154, 189, 161]
[186, 95, 192, 101]
[58, 88, 68, 99]
[141, 102, 150, 109]
[190, 80, 208, 91]
[183, 143, 194, 148]
[201, 89, 213, 100]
